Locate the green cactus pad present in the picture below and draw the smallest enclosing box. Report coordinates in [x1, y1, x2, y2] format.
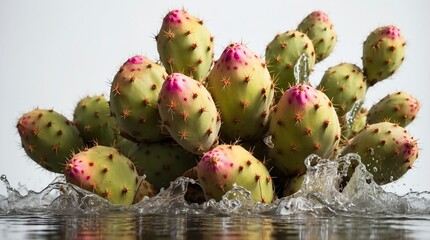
[156, 9, 214, 82]
[73, 94, 118, 146]
[129, 141, 197, 191]
[110, 55, 168, 142]
[362, 25, 406, 86]
[65, 145, 140, 205]
[158, 73, 220, 155]
[341, 122, 419, 185]
[366, 91, 420, 127]
[297, 11, 337, 63]
[268, 84, 341, 176]
[17, 109, 84, 173]
[207, 43, 275, 141]
[265, 30, 316, 96]
[318, 63, 367, 117]
[196, 144, 274, 203]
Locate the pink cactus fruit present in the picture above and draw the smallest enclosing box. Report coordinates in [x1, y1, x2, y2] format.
[341, 122, 419, 185]
[156, 9, 214, 82]
[297, 10, 337, 63]
[65, 145, 140, 205]
[268, 83, 341, 176]
[17, 108, 84, 173]
[158, 73, 220, 155]
[207, 43, 275, 141]
[110, 55, 168, 142]
[196, 144, 274, 203]
[366, 91, 420, 128]
[362, 25, 406, 86]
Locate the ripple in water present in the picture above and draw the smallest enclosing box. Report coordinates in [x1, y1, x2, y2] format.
[1, 154, 429, 216]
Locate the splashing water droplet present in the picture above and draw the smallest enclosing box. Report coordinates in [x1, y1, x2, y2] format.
[344, 99, 364, 130]
[373, 167, 378, 172]
[294, 53, 310, 84]
[263, 135, 274, 148]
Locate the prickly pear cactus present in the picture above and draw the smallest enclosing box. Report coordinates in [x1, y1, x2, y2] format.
[17, 108, 84, 173]
[366, 91, 420, 127]
[128, 141, 197, 191]
[113, 136, 137, 158]
[297, 11, 337, 63]
[196, 144, 274, 203]
[65, 145, 139, 205]
[317, 63, 367, 117]
[362, 25, 406, 86]
[156, 9, 214, 82]
[341, 122, 419, 185]
[207, 43, 275, 141]
[268, 84, 341, 175]
[73, 94, 118, 146]
[158, 73, 220, 155]
[110, 55, 168, 142]
[265, 30, 316, 96]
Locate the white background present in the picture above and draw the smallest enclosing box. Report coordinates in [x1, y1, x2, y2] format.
[1, 0, 429, 195]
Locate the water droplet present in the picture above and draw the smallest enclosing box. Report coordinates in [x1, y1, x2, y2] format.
[344, 99, 364, 130]
[263, 135, 274, 148]
[373, 167, 378, 172]
[294, 53, 310, 84]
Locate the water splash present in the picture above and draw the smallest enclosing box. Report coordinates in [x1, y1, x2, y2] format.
[1, 155, 430, 216]
[293, 53, 310, 85]
[344, 99, 364, 131]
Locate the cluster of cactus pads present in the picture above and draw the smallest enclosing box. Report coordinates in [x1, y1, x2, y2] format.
[17, 9, 420, 205]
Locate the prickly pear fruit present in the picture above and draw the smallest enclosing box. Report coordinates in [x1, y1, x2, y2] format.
[156, 9, 214, 82]
[341, 122, 418, 185]
[297, 11, 337, 63]
[317, 63, 367, 116]
[366, 91, 420, 127]
[73, 94, 118, 146]
[196, 144, 274, 203]
[128, 141, 197, 191]
[362, 25, 406, 86]
[268, 84, 341, 176]
[265, 30, 316, 95]
[110, 55, 168, 142]
[65, 145, 139, 205]
[17, 108, 84, 173]
[158, 73, 220, 155]
[207, 43, 275, 141]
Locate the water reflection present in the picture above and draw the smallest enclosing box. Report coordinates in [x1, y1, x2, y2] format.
[2, 211, 430, 239]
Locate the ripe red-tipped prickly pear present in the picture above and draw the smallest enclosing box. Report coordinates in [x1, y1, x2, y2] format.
[17, 108, 84, 173]
[128, 141, 197, 191]
[65, 145, 141, 205]
[110, 55, 168, 143]
[362, 25, 406, 86]
[196, 144, 274, 203]
[156, 9, 214, 82]
[297, 11, 337, 63]
[268, 84, 341, 176]
[341, 122, 419, 185]
[73, 94, 119, 147]
[317, 63, 367, 117]
[265, 30, 316, 97]
[366, 91, 420, 128]
[207, 43, 275, 141]
[158, 73, 220, 155]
